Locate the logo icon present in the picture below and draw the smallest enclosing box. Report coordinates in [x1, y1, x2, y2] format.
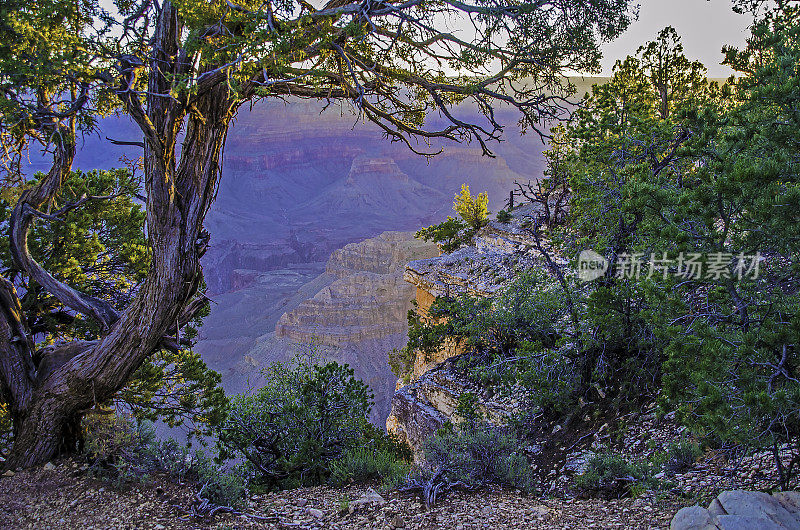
[577, 249, 608, 281]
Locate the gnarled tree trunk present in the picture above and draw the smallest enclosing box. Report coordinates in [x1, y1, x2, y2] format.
[0, 2, 237, 468]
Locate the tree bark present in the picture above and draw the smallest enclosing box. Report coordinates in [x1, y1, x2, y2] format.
[2, 1, 238, 467]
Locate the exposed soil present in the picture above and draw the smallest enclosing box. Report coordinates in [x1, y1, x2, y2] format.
[0, 458, 687, 529]
[0, 399, 781, 529]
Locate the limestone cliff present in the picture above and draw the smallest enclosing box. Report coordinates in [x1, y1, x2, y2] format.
[387, 204, 549, 453]
[197, 231, 439, 427]
[275, 231, 440, 346]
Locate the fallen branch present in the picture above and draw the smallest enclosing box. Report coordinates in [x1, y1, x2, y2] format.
[398, 466, 477, 507]
[179, 482, 278, 522]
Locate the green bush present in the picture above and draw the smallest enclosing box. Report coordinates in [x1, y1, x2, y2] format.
[83, 413, 162, 487]
[417, 422, 533, 492]
[82, 413, 247, 507]
[218, 354, 409, 491]
[388, 345, 416, 383]
[663, 439, 701, 475]
[496, 209, 513, 223]
[329, 446, 411, 491]
[194, 453, 248, 508]
[405, 272, 569, 413]
[415, 216, 472, 253]
[574, 452, 657, 498]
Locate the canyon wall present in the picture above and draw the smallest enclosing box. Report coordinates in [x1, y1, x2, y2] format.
[196, 232, 439, 426]
[387, 204, 547, 453]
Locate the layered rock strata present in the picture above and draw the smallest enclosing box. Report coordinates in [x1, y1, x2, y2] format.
[388, 204, 553, 452]
[275, 232, 440, 346]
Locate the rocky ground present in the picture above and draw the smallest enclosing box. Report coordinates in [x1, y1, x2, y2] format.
[0, 459, 686, 529]
[1, 405, 789, 530]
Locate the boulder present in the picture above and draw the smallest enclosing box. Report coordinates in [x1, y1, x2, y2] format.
[671, 490, 800, 530]
[671, 506, 716, 530]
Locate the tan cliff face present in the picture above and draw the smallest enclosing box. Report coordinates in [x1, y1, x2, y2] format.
[275, 232, 440, 346]
[195, 231, 439, 427]
[387, 204, 550, 455]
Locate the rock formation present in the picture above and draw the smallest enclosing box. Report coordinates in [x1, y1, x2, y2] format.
[671, 490, 800, 529]
[197, 231, 439, 426]
[275, 232, 439, 347]
[386, 356, 517, 458]
[387, 205, 548, 453]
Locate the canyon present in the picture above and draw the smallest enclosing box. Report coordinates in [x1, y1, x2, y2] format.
[23, 84, 608, 427]
[191, 99, 550, 426]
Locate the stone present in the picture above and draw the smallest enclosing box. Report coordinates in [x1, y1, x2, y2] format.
[707, 498, 727, 517]
[774, 491, 800, 511]
[350, 488, 386, 511]
[2, 470, 14, 477]
[389, 514, 406, 528]
[43, 462, 55, 471]
[716, 490, 800, 528]
[715, 515, 783, 530]
[670, 506, 716, 530]
[563, 451, 595, 475]
[306, 508, 324, 519]
[295, 498, 308, 507]
[672, 491, 800, 530]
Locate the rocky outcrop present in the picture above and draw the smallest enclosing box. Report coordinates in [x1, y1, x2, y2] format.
[386, 357, 515, 457]
[387, 206, 552, 453]
[275, 232, 439, 346]
[671, 490, 800, 530]
[326, 230, 440, 278]
[274, 271, 415, 346]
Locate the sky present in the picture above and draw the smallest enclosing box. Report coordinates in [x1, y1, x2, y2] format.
[97, 0, 757, 78]
[599, 0, 756, 78]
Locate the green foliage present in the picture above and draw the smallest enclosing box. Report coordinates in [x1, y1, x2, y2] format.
[0, 168, 148, 340]
[663, 439, 702, 475]
[455, 392, 481, 423]
[83, 414, 194, 486]
[218, 353, 407, 491]
[120, 346, 228, 438]
[405, 272, 572, 414]
[415, 272, 563, 365]
[193, 453, 248, 509]
[414, 216, 472, 253]
[556, 12, 800, 489]
[496, 209, 513, 223]
[418, 422, 533, 492]
[0, 168, 227, 440]
[574, 452, 658, 498]
[82, 412, 247, 507]
[388, 345, 416, 384]
[453, 184, 489, 230]
[407, 15, 800, 493]
[415, 185, 492, 251]
[513, 343, 577, 415]
[329, 446, 411, 492]
[0, 0, 108, 183]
